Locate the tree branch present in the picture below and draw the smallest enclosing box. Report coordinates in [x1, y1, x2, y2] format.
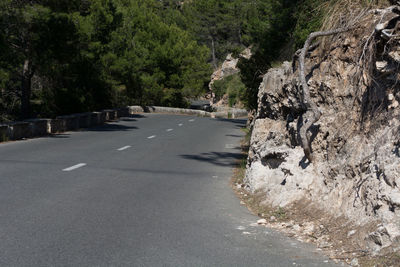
[298, 27, 352, 162]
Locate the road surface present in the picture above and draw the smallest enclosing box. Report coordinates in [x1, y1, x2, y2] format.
[0, 114, 341, 266]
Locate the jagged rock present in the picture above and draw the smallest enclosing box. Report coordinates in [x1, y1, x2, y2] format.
[350, 258, 359, 266]
[293, 224, 301, 231]
[376, 61, 388, 71]
[257, 219, 267, 225]
[347, 230, 357, 237]
[303, 223, 315, 236]
[209, 54, 239, 92]
[245, 7, 400, 255]
[208, 47, 252, 99]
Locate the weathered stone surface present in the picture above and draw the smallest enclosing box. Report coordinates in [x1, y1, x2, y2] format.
[240, 47, 252, 60]
[8, 122, 31, 140]
[50, 119, 67, 133]
[245, 8, 400, 254]
[99, 111, 107, 123]
[57, 115, 79, 131]
[117, 107, 130, 118]
[208, 47, 252, 101]
[209, 53, 240, 92]
[128, 106, 145, 114]
[90, 112, 102, 126]
[0, 125, 9, 141]
[77, 113, 91, 129]
[0, 104, 244, 143]
[26, 119, 49, 137]
[103, 109, 118, 121]
[257, 219, 267, 225]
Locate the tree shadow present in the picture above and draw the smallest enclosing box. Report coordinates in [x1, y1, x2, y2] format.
[127, 114, 146, 118]
[225, 134, 243, 138]
[120, 118, 137, 122]
[215, 118, 247, 127]
[48, 134, 70, 138]
[87, 123, 138, 132]
[180, 151, 243, 167]
[119, 114, 146, 121]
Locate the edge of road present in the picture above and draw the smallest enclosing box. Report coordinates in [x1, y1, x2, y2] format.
[0, 106, 248, 143]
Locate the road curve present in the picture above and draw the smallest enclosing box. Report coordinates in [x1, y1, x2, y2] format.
[0, 114, 341, 266]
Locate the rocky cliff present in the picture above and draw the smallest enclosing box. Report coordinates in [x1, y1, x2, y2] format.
[208, 48, 252, 105]
[244, 6, 400, 257]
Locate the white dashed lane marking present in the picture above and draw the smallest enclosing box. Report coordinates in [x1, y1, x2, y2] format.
[166, 129, 173, 132]
[117, 146, 131, 151]
[62, 163, 87, 172]
[189, 119, 195, 122]
[178, 124, 183, 127]
[147, 135, 156, 139]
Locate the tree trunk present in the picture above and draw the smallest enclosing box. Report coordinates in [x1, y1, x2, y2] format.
[210, 37, 217, 70]
[298, 27, 351, 162]
[21, 58, 33, 119]
[238, 27, 242, 45]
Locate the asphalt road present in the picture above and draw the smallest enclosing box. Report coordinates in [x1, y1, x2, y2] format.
[0, 114, 341, 266]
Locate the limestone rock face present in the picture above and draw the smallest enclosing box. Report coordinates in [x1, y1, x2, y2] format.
[209, 54, 240, 92]
[208, 48, 252, 92]
[245, 8, 400, 254]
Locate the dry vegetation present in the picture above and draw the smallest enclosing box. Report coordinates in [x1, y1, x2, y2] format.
[317, 0, 392, 55]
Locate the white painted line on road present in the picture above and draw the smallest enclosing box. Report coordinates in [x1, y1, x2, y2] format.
[166, 129, 173, 132]
[147, 135, 156, 139]
[117, 146, 131, 151]
[189, 119, 195, 122]
[178, 123, 183, 127]
[225, 144, 236, 149]
[63, 163, 87, 172]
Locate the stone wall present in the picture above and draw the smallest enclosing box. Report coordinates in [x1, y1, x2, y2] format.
[0, 106, 248, 142]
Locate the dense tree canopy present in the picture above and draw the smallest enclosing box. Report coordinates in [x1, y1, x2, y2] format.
[0, 0, 211, 121]
[0, 0, 331, 121]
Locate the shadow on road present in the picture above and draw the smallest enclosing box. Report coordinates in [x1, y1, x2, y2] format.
[225, 134, 242, 138]
[48, 134, 70, 138]
[38, 115, 143, 139]
[180, 151, 243, 167]
[88, 123, 138, 132]
[120, 118, 137, 122]
[215, 118, 247, 128]
[121, 114, 146, 120]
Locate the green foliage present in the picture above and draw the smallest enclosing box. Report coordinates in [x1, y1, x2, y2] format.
[237, 0, 390, 111]
[0, 0, 212, 121]
[1, 0, 385, 120]
[212, 74, 246, 107]
[272, 207, 287, 220]
[292, 0, 328, 49]
[104, 0, 211, 107]
[182, 0, 274, 68]
[238, 0, 299, 110]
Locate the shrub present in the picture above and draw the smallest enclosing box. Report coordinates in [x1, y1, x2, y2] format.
[212, 73, 246, 108]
